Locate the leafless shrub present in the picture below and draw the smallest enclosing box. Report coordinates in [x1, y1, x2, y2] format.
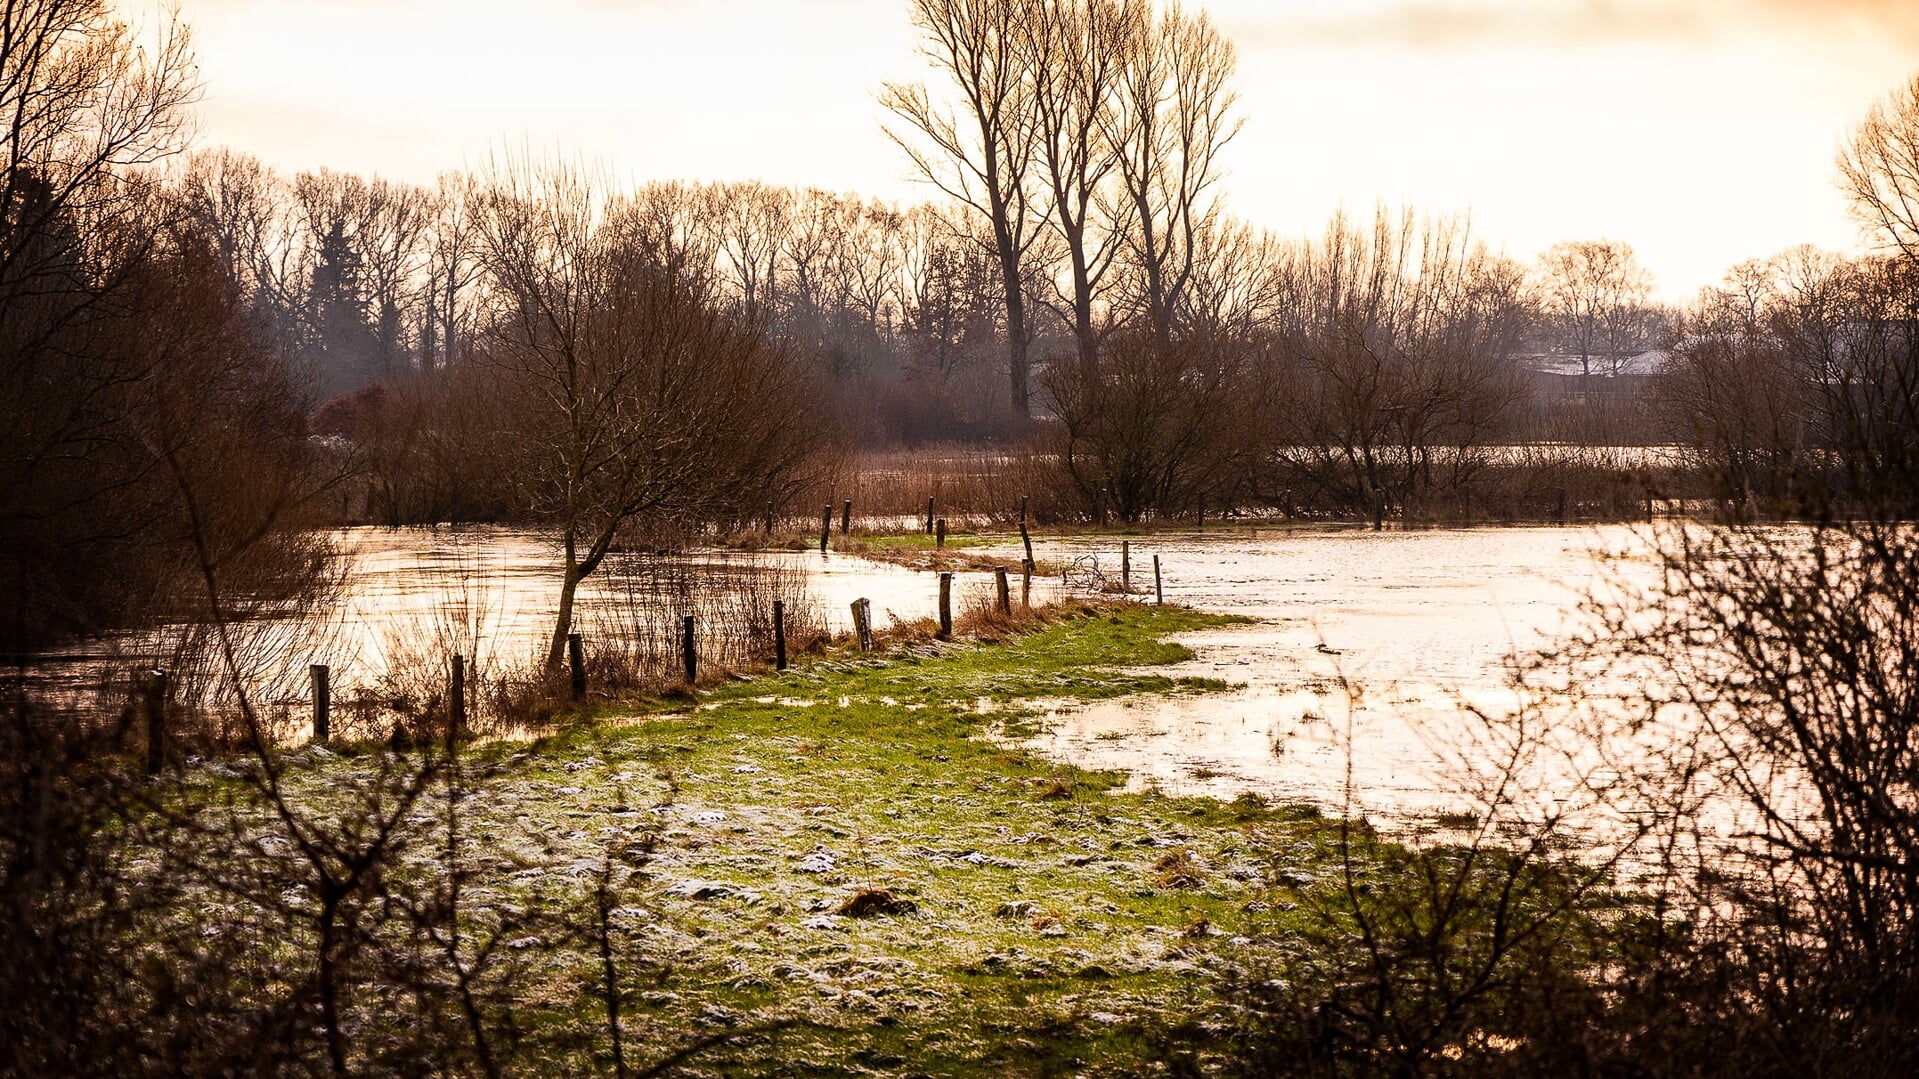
[583, 552, 825, 692]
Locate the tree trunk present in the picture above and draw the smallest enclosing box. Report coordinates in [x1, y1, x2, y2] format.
[546, 535, 582, 671]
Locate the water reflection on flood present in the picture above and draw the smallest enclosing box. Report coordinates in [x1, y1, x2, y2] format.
[980, 526, 1656, 822]
[324, 526, 1044, 686]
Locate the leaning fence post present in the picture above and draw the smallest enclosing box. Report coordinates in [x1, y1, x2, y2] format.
[1154, 555, 1163, 606]
[683, 616, 698, 684]
[1019, 517, 1035, 573]
[994, 567, 1012, 616]
[936, 518, 946, 549]
[938, 573, 953, 639]
[820, 504, 832, 553]
[841, 499, 853, 536]
[773, 599, 788, 671]
[568, 632, 586, 700]
[1021, 565, 1031, 608]
[310, 663, 330, 743]
[449, 653, 465, 752]
[144, 668, 167, 776]
[1019, 495, 1029, 525]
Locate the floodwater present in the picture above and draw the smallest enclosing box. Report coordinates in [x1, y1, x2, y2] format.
[23, 522, 1655, 825]
[975, 526, 1658, 822]
[14, 528, 1049, 708]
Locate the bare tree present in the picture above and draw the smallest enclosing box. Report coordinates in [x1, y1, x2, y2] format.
[882, 0, 1041, 420]
[1108, 0, 1242, 341]
[1838, 69, 1919, 264]
[0, 0, 200, 648]
[1021, 0, 1136, 378]
[472, 156, 821, 671]
[1537, 239, 1652, 377]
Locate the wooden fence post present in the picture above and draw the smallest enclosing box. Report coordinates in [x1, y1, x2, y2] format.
[1019, 494, 1029, 525]
[841, 499, 853, 536]
[310, 663, 330, 743]
[449, 653, 465, 752]
[1122, 541, 1131, 591]
[683, 616, 697, 684]
[938, 573, 953, 639]
[935, 518, 946, 549]
[1154, 555, 1163, 606]
[820, 504, 832, 553]
[764, 501, 774, 535]
[994, 567, 1011, 615]
[926, 497, 935, 535]
[1021, 565, 1031, 608]
[144, 668, 167, 776]
[851, 598, 875, 651]
[773, 599, 787, 671]
[1019, 518, 1035, 573]
[568, 632, 586, 700]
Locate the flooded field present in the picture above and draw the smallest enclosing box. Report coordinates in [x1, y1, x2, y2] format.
[976, 526, 1657, 821]
[22, 522, 1654, 821]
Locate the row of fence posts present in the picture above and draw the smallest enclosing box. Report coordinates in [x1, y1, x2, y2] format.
[144, 500, 1161, 762]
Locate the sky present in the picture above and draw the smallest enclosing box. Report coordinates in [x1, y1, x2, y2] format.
[145, 0, 1919, 300]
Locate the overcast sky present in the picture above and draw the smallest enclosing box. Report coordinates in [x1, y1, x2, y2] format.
[154, 0, 1919, 299]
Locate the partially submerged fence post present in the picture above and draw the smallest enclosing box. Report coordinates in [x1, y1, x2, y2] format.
[1122, 541, 1131, 591]
[820, 504, 832, 553]
[995, 567, 1012, 615]
[851, 598, 875, 651]
[935, 518, 946, 549]
[841, 499, 853, 536]
[1154, 555, 1163, 606]
[1019, 517, 1035, 573]
[448, 653, 465, 752]
[773, 600, 787, 671]
[568, 632, 586, 701]
[310, 663, 330, 743]
[1021, 565, 1031, 608]
[926, 497, 935, 535]
[682, 616, 697, 685]
[938, 573, 953, 639]
[144, 668, 167, 776]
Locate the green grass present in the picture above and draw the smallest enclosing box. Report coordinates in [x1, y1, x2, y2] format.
[266, 604, 1377, 1075]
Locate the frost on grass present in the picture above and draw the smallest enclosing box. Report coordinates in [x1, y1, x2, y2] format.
[212, 606, 1345, 1071]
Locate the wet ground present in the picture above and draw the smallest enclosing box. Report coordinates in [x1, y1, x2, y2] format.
[971, 526, 1657, 820]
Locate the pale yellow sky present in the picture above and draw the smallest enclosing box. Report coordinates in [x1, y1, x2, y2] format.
[152, 0, 1919, 298]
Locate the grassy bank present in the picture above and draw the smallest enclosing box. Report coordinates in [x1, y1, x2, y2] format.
[245, 604, 1388, 1075]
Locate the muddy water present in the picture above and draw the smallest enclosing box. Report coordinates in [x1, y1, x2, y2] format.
[977, 526, 1656, 821]
[14, 528, 1046, 708]
[292, 527, 1048, 696]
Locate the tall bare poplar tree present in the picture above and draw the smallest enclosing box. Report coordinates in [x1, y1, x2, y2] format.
[1109, 1, 1241, 341]
[882, 0, 1040, 421]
